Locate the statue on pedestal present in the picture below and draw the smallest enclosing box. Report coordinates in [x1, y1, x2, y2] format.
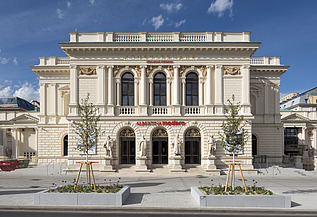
[104, 135, 114, 158]
[139, 135, 147, 157]
[208, 135, 216, 157]
[173, 134, 182, 156]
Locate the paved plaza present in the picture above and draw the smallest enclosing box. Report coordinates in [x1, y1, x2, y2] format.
[0, 164, 317, 214]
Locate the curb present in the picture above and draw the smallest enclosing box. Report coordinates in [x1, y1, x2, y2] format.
[1, 205, 317, 215]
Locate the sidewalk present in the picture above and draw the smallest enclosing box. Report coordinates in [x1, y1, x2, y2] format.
[0, 164, 317, 213]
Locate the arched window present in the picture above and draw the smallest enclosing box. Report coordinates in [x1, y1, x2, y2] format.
[186, 72, 198, 106]
[121, 72, 134, 106]
[185, 128, 201, 164]
[120, 129, 135, 164]
[154, 72, 166, 106]
[63, 135, 68, 156]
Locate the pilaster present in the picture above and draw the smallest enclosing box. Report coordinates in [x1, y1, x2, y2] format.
[173, 65, 181, 116]
[241, 64, 251, 114]
[97, 65, 106, 115]
[69, 65, 79, 115]
[107, 66, 114, 116]
[214, 64, 224, 115]
[206, 65, 213, 114]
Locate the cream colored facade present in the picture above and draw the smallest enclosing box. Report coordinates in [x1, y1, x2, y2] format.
[0, 31, 289, 173]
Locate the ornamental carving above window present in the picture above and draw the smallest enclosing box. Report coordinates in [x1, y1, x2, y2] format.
[152, 129, 168, 137]
[224, 67, 240, 75]
[185, 129, 200, 137]
[79, 67, 96, 75]
[120, 129, 135, 137]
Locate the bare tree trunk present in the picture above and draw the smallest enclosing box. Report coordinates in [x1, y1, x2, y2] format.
[86, 151, 89, 186]
[232, 154, 235, 190]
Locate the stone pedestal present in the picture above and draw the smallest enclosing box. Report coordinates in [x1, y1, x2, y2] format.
[172, 105, 181, 116]
[206, 105, 213, 115]
[107, 105, 115, 116]
[214, 104, 224, 115]
[294, 156, 303, 169]
[170, 155, 185, 172]
[135, 156, 150, 172]
[100, 156, 115, 172]
[205, 156, 220, 175]
[139, 105, 148, 116]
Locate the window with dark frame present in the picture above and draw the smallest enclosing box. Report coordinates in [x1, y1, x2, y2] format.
[186, 72, 198, 106]
[121, 72, 134, 106]
[154, 72, 166, 106]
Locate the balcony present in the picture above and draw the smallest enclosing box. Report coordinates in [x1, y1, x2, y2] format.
[150, 106, 172, 115]
[117, 106, 137, 115]
[183, 106, 205, 115]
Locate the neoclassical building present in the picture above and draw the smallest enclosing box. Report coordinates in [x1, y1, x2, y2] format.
[0, 31, 289, 173]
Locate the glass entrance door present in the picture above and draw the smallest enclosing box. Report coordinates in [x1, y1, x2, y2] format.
[185, 139, 200, 164]
[152, 139, 168, 164]
[121, 139, 135, 164]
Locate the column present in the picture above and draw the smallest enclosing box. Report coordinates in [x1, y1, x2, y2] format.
[134, 79, 139, 106]
[116, 79, 121, 106]
[167, 78, 171, 106]
[173, 66, 180, 105]
[35, 128, 38, 163]
[206, 65, 212, 105]
[39, 83, 46, 123]
[69, 65, 78, 115]
[274, 85, 280, 123]
[97, 65, 106, 114]
[140, 66, 147, 105]
[107, 66, 114, 105]
[214, 64, 223, 114]
[139, 66, 148, 116]
[173, 66, 181, 116]
[241, 64, 251, 115]
[264, 82, 269, 123]
[182, 79, 186, 106]
[205, 65, 213, 114]
[149, 79, 154, 106]
[199, 78, 204, 106]
[52, 83, 57, 123]
[107, 66, 114, 116]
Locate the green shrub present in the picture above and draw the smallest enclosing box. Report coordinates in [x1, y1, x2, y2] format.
[48, 184, 123, 193]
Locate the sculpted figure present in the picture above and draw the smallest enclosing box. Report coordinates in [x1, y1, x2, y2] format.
[173, 135, 181, 156]
[208, 136, 216, 157]
[104, 135, 113, 157]
[139, 135, 147, 157]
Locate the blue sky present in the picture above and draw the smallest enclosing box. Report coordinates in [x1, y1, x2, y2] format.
[0, 0, 317, 101]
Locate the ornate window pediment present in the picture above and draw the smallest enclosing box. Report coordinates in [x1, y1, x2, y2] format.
[152, 129, 168, 137]
[120, 129, 135, 137]
[185, 129, 200, 137]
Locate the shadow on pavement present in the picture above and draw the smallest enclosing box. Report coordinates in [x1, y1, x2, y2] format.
[0, 189, 43, 195]
[128, 182, 164, 187]
[283, 189, 317, 194]
[124, 193, 148, 205]
[291, 201, 302, 207]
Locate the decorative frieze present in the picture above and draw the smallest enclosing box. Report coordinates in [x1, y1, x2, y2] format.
[79, 67, 96, 75]
[224, 67, 241, 75]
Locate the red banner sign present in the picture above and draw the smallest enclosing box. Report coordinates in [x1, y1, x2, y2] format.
[136, 120, 185, 126]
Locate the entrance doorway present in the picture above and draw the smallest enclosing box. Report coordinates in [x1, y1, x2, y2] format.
[152, 129, 168, 164]
[185, 129, 201, 164]
[120, 129, 135, 164]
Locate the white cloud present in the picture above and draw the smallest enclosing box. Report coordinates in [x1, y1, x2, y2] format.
[151, 15, 164, 30]
[175, 19, 186, 27]
[207, 0, 234, 17]
[0, 57, 10, 64]
[13, 57, 18, 65]
[56, 8, 64, 19]
[0, 86, 13, 97]
[67, 1, 72, 8]
[13, 82, 40, 101]
[160, 2, 183, 13]
[141, 18, 147, 26]
[89, 0, 96, 5]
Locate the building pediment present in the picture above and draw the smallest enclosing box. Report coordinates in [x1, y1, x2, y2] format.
[281, 113, 310, 123]
[10, 114, 39, 124]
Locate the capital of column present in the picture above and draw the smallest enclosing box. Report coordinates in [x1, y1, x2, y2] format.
[215, 64, 223, 69]
[241, 64, 250, 69]
[107, 65, 114, 69]
[206, 65, 214, 69]
[173, 65, 180, 69]
[140, 65, 147, 69]
[149, 78, 153, 84]
[70, 64, 77, 69]
[181, 79, 186, 84]
[116, 79, 121, 84]
[97, 65, 106, 69]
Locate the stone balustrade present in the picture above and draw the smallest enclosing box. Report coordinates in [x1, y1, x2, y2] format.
[250, 56, 281, 65]
[69, 31, 251, 43]
[39, 57, 70, 66]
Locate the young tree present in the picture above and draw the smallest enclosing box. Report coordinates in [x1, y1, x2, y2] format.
[219, 95, 248, 190]
[72, 93, 100, 186]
